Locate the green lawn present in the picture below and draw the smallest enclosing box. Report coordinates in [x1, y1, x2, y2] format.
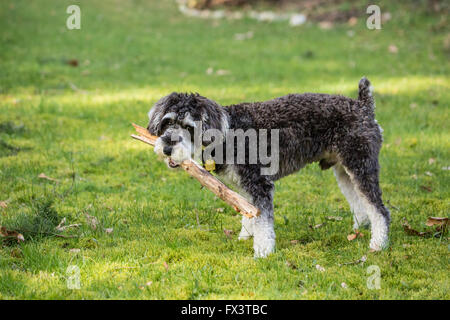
[0, 0, 449, 299]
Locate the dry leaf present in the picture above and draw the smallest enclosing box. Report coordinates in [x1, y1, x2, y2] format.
[326, 216, 343, 221]
[348, 17, 358, 26]
[425, 217, 449, 227]
[216, 69, 231, 76]
[85, 213, 99, 230]
[0, 226, 25, 243]
[55, 218, 66, 231]
[339, 255, 367, 266]
[290, 240, 299, 245]
[347, 230, 364, 241]
[315, 264, 325, 272]
[388, 44, 398, 53]
[67, 59, 79, 67]
[223, 229, 234, 239]
[163, 261, 169, 271]
[402, 218, 432, 237]
[382, 12, 392, 22]
[286, 260, 297, 269]
[0, 201, 7, 209]
[319, 21, 333, 30]
[310, 222, 326, 229]
[38, 173, 59, 182]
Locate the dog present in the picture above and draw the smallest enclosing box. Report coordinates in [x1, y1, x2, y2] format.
[146, 77, 390, 258]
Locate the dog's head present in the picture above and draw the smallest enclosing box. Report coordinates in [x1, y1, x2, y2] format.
[147, 92, 227, 168]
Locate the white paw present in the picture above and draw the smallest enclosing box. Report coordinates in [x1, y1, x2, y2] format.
[369, 237, 389, 251]
[253, 238, 275, 258]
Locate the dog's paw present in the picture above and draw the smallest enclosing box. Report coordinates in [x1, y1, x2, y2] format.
[369, 238, 389, 251]
[253, 238, 275, 258]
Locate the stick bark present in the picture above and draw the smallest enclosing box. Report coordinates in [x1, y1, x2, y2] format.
[131, 123, 260, 218]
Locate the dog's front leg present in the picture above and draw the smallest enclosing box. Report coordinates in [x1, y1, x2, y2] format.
[251, 192, 275, 258]
[253, 212, 276, 258]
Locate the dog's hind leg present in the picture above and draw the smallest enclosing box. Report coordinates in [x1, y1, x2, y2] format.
[338, 160, 390, 251]
[333, 164, 370, 229]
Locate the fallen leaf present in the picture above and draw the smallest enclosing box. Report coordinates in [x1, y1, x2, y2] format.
[425, 217, 449, 227]
[382, 12, 392, 22]
[347, 230, 364, 241]
[348, 17, 358, 26]
[55, 218, 66, 231]
[339, 255, 367, 266]
[0, 226, 25, 243]
[67, 59, 79, 67]
[85, 213, 99, 230]
[38, 173, 59, 182]
[286, 260, 297, 269]
[216, 69, 231, 76]
[315, 264, 325, 272]
[388, 44, 398, 54]
[290, 240, 299, 245]
[0, 201, 7, 209]
[310, 222, 326, 229]
[163, 261, 169, 271]
[402, 218, 432, 237]
[319, 21, 333, 30]
[326, 216, 343, 221]
[223, 229, 234, 239]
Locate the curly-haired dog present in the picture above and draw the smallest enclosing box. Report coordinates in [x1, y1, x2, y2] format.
[147, 77, 390, 257]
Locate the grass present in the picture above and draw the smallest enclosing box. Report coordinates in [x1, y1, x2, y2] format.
[0, 0, 449, 299]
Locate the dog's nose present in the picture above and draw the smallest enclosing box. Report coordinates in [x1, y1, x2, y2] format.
[163, 146, 173, 156]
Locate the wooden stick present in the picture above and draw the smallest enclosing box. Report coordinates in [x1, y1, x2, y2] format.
[131, 124, 260, 218]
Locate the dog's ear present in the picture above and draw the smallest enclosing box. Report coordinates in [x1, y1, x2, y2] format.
[191, 95, 227, 147]
[148, 92, 179, 136]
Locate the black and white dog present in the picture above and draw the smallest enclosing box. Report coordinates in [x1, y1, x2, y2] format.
[147, 77, 390, 257]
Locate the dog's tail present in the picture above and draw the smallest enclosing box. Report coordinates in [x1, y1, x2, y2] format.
[358, 77, 375, 115]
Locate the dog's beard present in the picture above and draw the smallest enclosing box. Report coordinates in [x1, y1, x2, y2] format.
[154, 128, 194, 169]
